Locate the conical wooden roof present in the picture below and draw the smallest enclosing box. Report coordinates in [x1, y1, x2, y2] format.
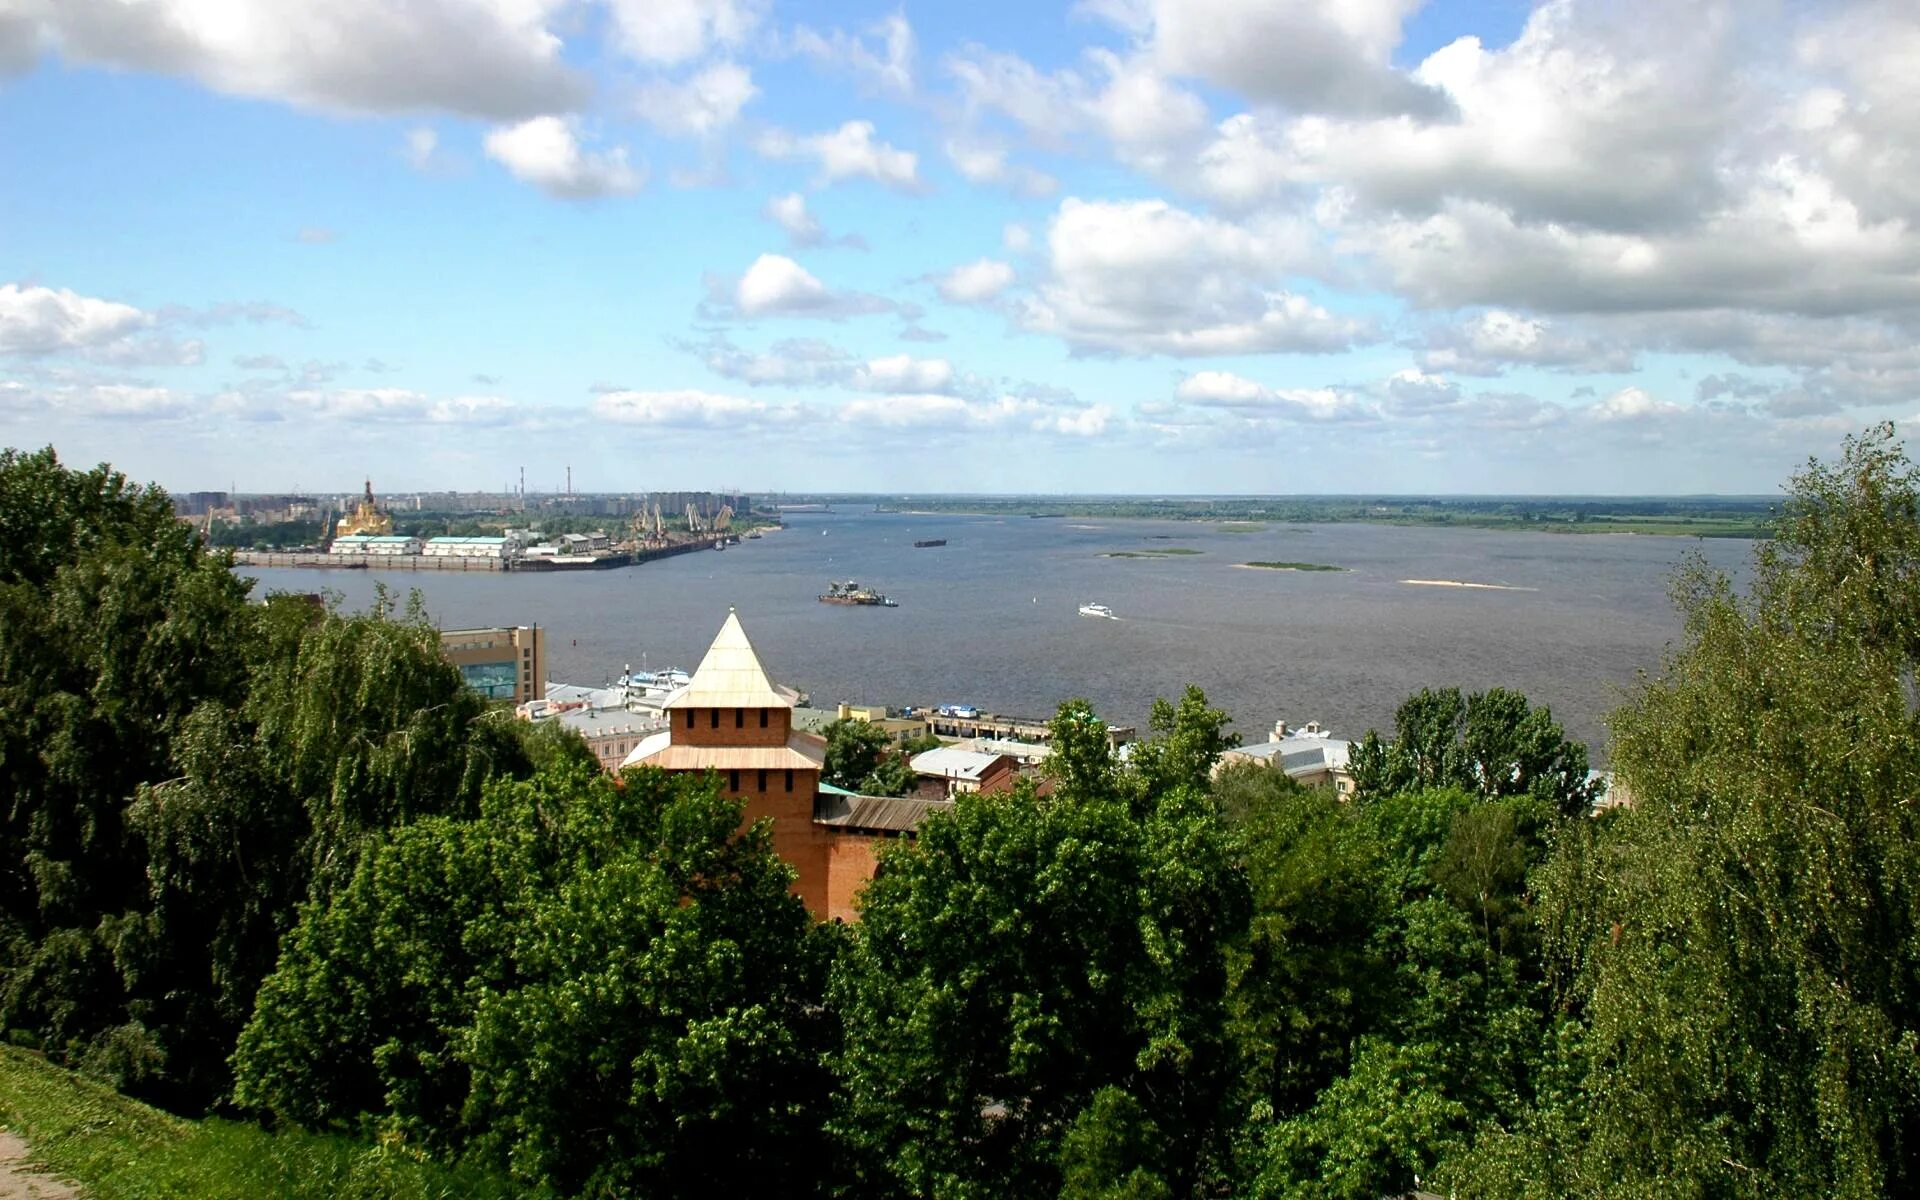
[663, 609, 791, 709]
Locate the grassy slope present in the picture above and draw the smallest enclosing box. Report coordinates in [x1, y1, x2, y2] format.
[0, 1049, 521, 1200]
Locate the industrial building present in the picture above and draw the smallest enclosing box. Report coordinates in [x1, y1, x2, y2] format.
[329, 534, 421, 556]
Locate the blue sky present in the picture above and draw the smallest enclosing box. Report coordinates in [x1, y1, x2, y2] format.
[3, 0, 1917, 494]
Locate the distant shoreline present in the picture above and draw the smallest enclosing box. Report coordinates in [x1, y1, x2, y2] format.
[867, 500, 1771, 538]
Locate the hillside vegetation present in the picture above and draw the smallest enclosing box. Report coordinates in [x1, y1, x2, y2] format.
[1, 429, 1916, 1197]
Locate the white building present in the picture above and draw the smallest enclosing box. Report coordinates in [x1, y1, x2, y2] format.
[329, 534, 421, 556]
[423, 536, 512, 559]
[1215, 719, 1356, 797]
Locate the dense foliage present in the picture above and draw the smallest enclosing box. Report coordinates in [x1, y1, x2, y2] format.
[0, 447, 531, 1109]
[5, 430, 1920, 1197]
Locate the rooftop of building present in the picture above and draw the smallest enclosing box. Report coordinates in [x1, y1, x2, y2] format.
[910, 745, 1015, 781]
[813, 789, 953, 834]
[663, 609, 792, 711]
[426, 535, 510, 544]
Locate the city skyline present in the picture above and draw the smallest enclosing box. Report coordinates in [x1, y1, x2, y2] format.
[5, 0, 1920, 494]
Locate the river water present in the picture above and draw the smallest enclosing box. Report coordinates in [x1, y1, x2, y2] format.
[237, 511, 1755, 758]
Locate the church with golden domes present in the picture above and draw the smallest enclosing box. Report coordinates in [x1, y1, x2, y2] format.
[335, 479, 394, 538]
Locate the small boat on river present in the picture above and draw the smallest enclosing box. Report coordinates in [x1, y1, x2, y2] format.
[1079, 602, 1117, 619]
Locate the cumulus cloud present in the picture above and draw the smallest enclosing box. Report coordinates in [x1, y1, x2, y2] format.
[1019, 198, 1369, 357]
[849, 354, 956, 394]
[0, 380, 193, 420]
[484, 116, 642, 198]
[0, 283, 208, 366]
[1420, 310, 1637, 376]
[836, 391, 1111, 438]
[791, 12, 915, 96]
[602, 0, 763, 67]
[946, 44, 1208, 167]
[708, 254, 897, 320]
[289, 387, 525, 425]
[12, 0, 586, 118]
[761, 192, 864, 250]
[944, 140, 1057, 197]
[1137, 0, 1447, 117]
[757, 120, 921, 192]
[692, 335, 853, 385]
[1175, 370, 1375, 422]
[593, 388, 775, 427]
[689, 334, 969, 397]
[936, 259, 1016, 305]
[636, 60, 757, 136]
[0, 283, 150, 355]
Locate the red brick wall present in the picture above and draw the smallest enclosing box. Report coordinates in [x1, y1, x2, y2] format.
[648, 760, 896, 922]
[672, 706, 793, 748]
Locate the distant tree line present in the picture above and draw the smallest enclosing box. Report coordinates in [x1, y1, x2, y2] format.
[2, 430, 1916, 1197]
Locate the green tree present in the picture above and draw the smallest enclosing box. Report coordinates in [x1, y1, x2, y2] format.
[0, 448, 257, 1098]
[829, 696, 1248, 1198]
[236, 763, 837, 1199]
[822, 718, 919, 796]
[1450, 424, 1920, 1198]
[119, 595, 525, 1107]
[1126, 685, 1239, 806]
[1347, 686, 1597, 817]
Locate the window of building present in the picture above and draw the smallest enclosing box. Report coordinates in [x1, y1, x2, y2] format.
[759, 709, 768, 729]
[757, 769, 767, 792]
[784, 769, 794, 792]
[685, 710, 694, 730]
[710, 709, 719, 729]
[735, 708, 744, 729]
[728, 769, 739, 793]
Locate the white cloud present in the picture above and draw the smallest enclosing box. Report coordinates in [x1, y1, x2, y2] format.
[1589, 385, 1682, 422]
[1021, 198, 1368, 357]
[692, 335, 853, 385]
[945, 44, 1207, 167]
[760, 192, 864, 250]
[403, 127, 443, 171]
[758, 120, 920, 192]
[484, 116, 642, 199]
[837, 391, 1112, 437]
[1140, 0, 1444, 117]
[290, 387, 525, 425]
[1421, 309, 1636, 376]
[791, 12, 915, 96]
[1004, 223, 1034, 253]
[636, 60, 757, 137]
[1175, 370, 1374, 422]
[0, 283, 149, 355]
[722, 254, 895, 319]
[850, 354, 956, 394]
[593, 388, 771, 427]
[15, 0, 585, 118]
[764, 192, 824, 246]
[936, 259, 1016, 305]
[602, 0, 763, 67]
[839, 392, 970, 428]
[944, 140, 1057, 196]
[738, 255, 826, 315]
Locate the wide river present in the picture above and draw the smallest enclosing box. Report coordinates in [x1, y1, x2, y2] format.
[238, 512, 1755, 758]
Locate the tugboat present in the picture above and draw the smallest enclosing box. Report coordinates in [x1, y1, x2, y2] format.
[1079, 602, 1117, 619]
[820, 580, 899, 607]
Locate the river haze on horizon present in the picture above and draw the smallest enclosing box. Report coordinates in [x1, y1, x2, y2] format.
[237, 512, 1754, 760]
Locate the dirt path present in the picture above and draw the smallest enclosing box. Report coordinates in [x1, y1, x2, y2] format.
[0, 1131, 79, 1199]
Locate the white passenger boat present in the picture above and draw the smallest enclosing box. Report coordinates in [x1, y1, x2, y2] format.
[1078, 603, 1117, 619]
